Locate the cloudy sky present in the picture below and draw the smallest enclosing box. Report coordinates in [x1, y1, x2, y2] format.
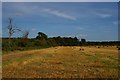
[2, 0, 119, 2]
[2, 2, 118, 41]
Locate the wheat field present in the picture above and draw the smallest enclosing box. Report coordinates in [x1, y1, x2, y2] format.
[2, 46, 119, 78]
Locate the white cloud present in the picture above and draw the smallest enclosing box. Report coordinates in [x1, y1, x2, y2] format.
[43, 9, 77, 20]
[113, 20, 120, 25]
[3, 3, 77, 20]
[31, 28, 36, 31]
[76, 34, 87, 39]
[77, 27, 84, 30]
[104, 30, 111, 33]
[96, 13, 112, 18]
[113, 21, 118, 25]
[8, 12, 24, 17]
[79, 34, 87, 38]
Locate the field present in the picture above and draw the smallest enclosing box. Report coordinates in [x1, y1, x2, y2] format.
[2, 46, 119, 78]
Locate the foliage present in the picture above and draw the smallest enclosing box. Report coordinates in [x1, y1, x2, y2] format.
[2, 32, 119, 52]
[36, 32, 48, 39]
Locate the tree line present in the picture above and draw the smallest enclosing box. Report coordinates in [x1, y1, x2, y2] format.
[2, 31, 119, 52]
[2, 18, 120, 52]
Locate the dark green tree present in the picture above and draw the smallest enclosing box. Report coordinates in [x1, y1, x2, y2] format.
[81, 39, 86, 43]
[36, 32, 48, 39]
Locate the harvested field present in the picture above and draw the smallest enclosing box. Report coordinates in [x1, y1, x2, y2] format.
[2, 46, 119, 78]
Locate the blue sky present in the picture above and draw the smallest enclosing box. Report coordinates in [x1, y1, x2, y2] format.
[2, 0, 119, 2]
[2, 2, 118, 41]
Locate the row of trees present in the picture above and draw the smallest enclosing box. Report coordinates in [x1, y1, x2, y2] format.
[2, 18, 119, 52]
[2, 31, 119, 52]
[2, 18, 84, 51]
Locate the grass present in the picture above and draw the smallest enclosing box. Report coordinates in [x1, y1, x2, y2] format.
[2, 46, 119, 78]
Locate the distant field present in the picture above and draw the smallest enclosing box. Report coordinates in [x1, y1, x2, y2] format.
[3, 46, 119, 78]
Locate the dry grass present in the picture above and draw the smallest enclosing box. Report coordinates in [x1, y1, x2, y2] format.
[2, 46, 119, 78]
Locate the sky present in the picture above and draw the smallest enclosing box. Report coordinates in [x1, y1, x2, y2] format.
[2, 2, 118, 41]
[1, 0, 120, 2]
